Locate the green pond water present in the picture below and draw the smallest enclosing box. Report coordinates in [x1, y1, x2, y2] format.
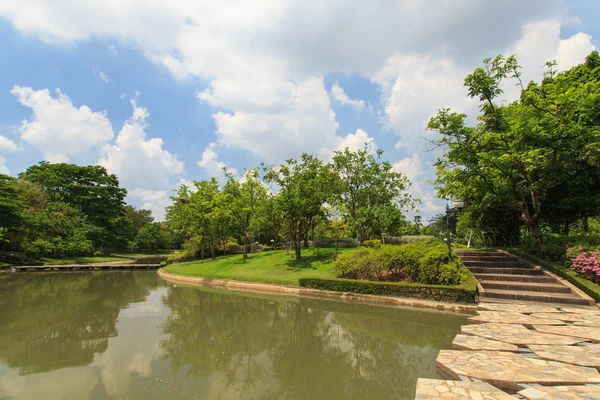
[0, 272, 469, 399]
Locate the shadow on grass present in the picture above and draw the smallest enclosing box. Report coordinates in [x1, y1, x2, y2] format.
[284, 249, 335, 271]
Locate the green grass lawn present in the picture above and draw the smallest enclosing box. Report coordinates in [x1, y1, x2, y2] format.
[164, 248, 359, 286]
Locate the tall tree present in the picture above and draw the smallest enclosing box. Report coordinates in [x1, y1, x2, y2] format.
[430, 52, 600, 257]
[222, 169, 268, 259]
[265, 154, 335, 260]
[331, 145, 413, 243]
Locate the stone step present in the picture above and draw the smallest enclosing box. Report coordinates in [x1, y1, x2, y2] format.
[455, 251, 499, 256]
[482, 289, 593, 305]
[479, 280, 572, 294]
[459, 255, 515, 261]
[468, 267, 544, 275]
[474, 273, 557, 283]
[462, 260, 531, 268]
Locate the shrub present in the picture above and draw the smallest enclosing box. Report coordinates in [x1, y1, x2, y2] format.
[299, 278, 476, 303]
[384, 236, 434, 245]
[522, 233, 600, 264]
[569, 247, 600, 283]
[361, 239, 382, 248]
[23, 239, 55, 258]
[263, 245, 274, 251]
[312, 238, 357, 248]
[223, 241, 243, 254]
[332, 239, 468, 286]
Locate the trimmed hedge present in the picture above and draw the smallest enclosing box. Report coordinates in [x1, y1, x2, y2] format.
[506, 249, 600, 302]
[299, 277, 477, 303]
[312, 238, 357, 248]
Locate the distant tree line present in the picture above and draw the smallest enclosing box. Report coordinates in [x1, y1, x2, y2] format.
[167, 145, 420, 261]
[0, 162, 175, 259]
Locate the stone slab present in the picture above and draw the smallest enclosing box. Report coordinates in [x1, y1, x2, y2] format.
[575, 321, 600, 327]
[531, 312, 600, 323]
[436, 350, 600, 393]
[462, 323, 588, 346]
[415, 378, 514, 399]
[453, 334, 519, 352]
[559, 307, 600, 315]
[477, 303, 559, 314]
[534, 325, 600, 343]
[528, 344, 600, 369]
[470, 311, 565, 328]
[518, 385, 600, 399]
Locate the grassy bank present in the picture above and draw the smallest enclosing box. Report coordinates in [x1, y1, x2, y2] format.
[163, 248, 478, 302]
[39, 251, 172, 266]
[164, 248, 353, 285]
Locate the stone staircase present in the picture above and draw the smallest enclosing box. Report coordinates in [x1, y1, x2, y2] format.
[455, 250, 594, 306]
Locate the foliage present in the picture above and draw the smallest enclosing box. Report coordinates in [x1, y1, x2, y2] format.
[569, 248, 600, 283]
[298, 278, 477, 303]
[135, 222, 173, 251]
[312, 238, 357, 248]
[361, 239, 382, 248]
[521, 233, 600, 265]
[222, 240, 243, 254]
[333, 240, 468, 286]
[383, 235, 434, 245]
[331, 144, 413, 243]
[430, 52, 600, 258]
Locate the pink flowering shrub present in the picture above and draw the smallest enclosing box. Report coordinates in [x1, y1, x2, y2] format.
[568, 246, 600, 283]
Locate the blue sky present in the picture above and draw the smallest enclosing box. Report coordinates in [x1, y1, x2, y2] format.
[0, 1, 598, 220]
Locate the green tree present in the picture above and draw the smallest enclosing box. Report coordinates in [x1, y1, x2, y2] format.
[265, 154, 335, 260]
[222, 169, 268, 259]
[331, 145, 413, 243]
[429, 52, 600, 258]
[123, 205, 154, 232]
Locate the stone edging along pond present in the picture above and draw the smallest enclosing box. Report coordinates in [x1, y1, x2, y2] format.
[157, 269, 477, 313]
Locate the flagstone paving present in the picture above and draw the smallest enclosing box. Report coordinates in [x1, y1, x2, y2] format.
[436, 350, 600, 393]
[415, 302, 600, 399]
[534, 325, 600, 343]
[518, 385, 600, 399]
[528, 344, 600, 369]
[530, 312, 600, 322]
[462, 323, 587, 346]
[469, 311, 565, 327]
[415, 378, 514, 399]
[477, 304, 560, 314]
[452, 334, 519, 352]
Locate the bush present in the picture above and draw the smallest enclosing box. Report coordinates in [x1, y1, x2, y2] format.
[299, 278, 476, 303]
[223, 241, 243, 254]
[332, 239, 468, 286]
[362, 239, 382, 248]
[522, 233, 600, 265]
[312, 238, 357, 248]
[568, 246, 600, 283]
[384, 235, 435, 245]
[23, 239, 55, 258]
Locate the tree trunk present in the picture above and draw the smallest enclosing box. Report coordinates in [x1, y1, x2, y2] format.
[303, 236, 309, 248]
[201, 242, 205, 260]
[526, 218, 548, 259]
[210, 241, 216, 260]
[583, 217, 589, 233]
[243, 236, 248, 259]
[295, 241, 301, 260]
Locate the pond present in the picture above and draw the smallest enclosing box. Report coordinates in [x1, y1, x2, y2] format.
[0, 272, 469, 399]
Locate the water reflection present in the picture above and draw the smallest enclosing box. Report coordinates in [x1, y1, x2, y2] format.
[0, 272, 468, 399]
[160, 286, 467, 399]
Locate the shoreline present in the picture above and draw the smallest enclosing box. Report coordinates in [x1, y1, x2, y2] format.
[157, 268, 477, 313]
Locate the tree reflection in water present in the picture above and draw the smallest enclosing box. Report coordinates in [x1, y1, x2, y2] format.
[160, 286, 468, 400]
[0, 271, 158, 375]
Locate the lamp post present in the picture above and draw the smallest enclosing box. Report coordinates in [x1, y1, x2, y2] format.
[270, 239, 275, 249]
[445, 199, 464, 260]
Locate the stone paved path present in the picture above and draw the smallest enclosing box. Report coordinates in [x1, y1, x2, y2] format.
[414, 302, 600, 399]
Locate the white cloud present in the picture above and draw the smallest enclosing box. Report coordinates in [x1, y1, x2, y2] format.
[330, 82, 368, 111]
[11, 85, 113, 162]
[0, 135, 17, 152]
[0, 155, 10, 174]
[393, 153, 423, 183]
[99, 100, 183, 190]
[127, 189, 170, 221]
[93, 67, 110, 83]
[197, 142, 237, 181]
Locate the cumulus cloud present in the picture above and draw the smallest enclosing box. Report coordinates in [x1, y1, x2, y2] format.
[11, 85, 114, 162]
[127, 189, 171, 221]
[330, 82, 369, 111]
[0, 155, 10, 175]
[99, 100, 183, 190]
[197, 142, 237, 181]
[0, 135, 17, 152]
